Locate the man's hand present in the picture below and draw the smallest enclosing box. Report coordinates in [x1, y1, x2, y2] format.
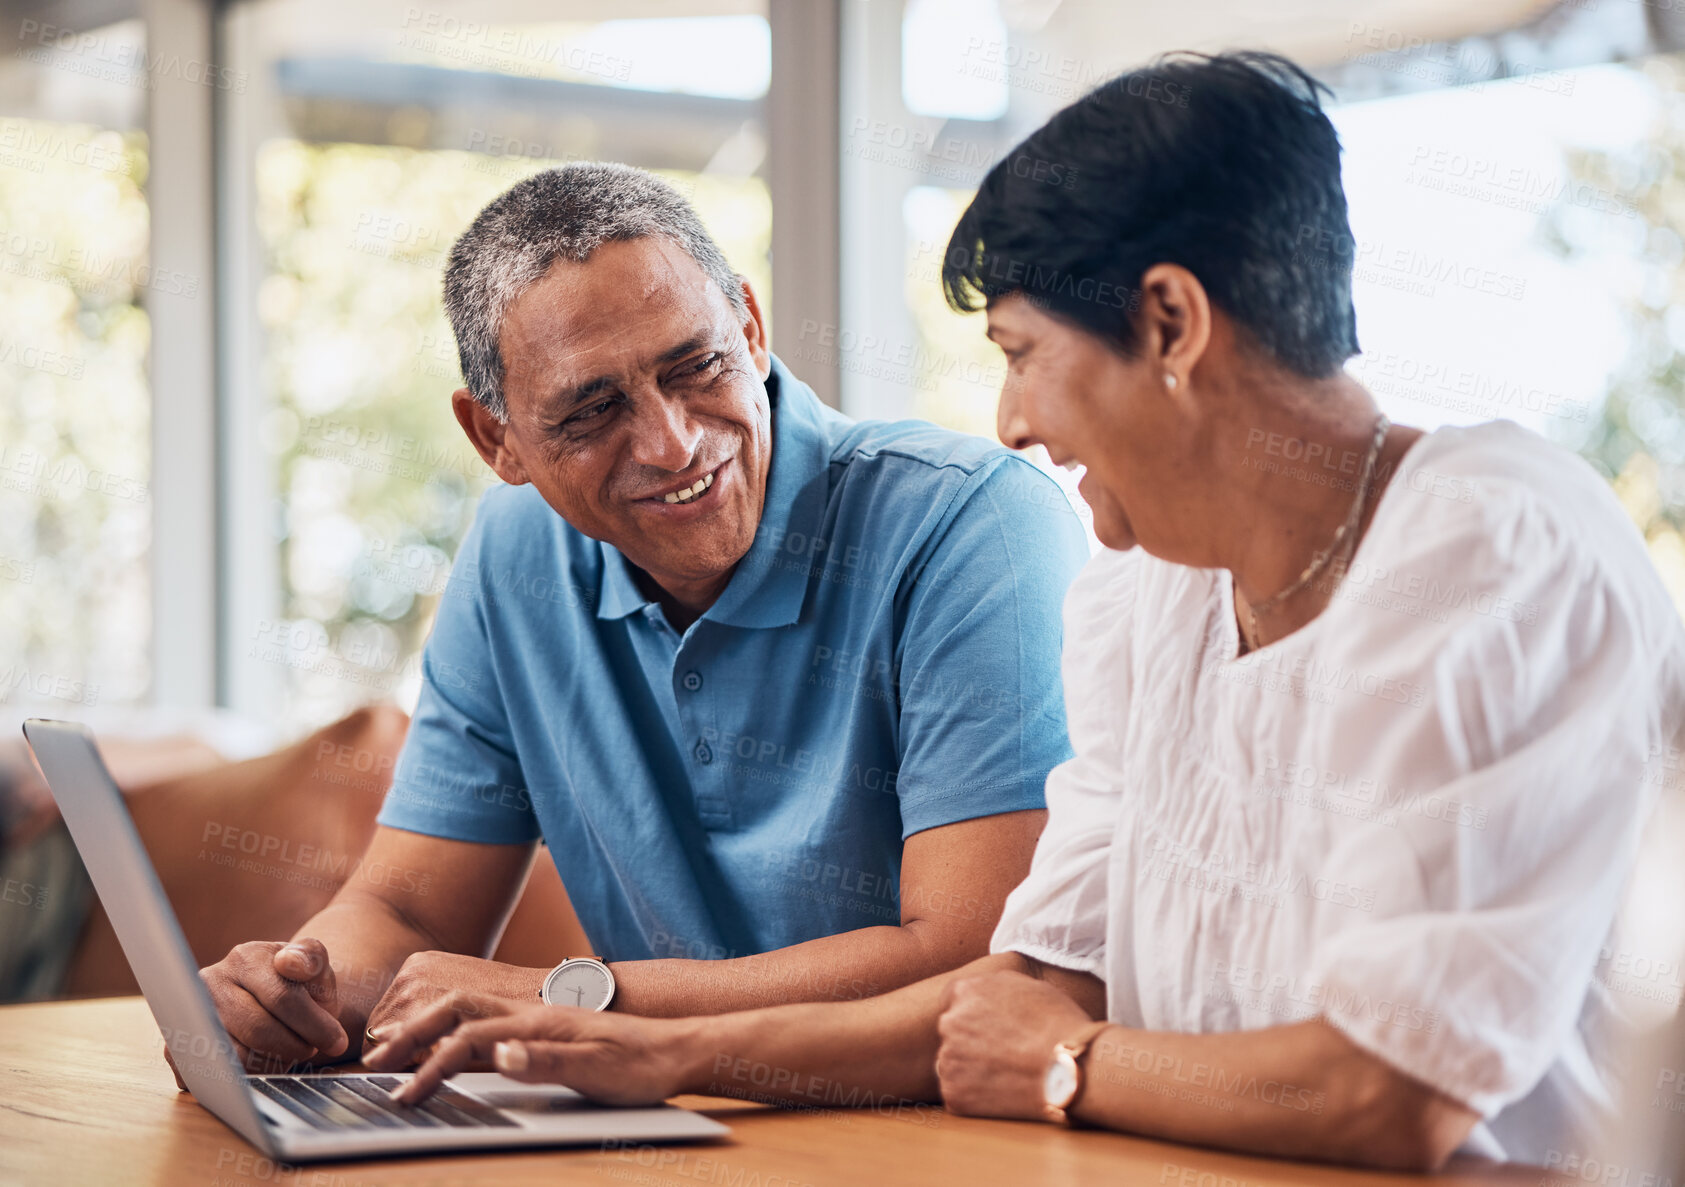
[364, 995, 697, 1107]
[363, 952, 546, 1043]
[934, 970, 1096, 1121]
[172, 938, 348, 1083]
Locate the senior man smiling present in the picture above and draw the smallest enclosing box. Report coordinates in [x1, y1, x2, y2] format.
[182, 163, 1087, 1074]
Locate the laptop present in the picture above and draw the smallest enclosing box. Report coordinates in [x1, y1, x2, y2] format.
[21, 717, 730, 1162]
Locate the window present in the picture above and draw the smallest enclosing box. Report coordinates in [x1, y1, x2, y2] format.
[844, 6, 1685, 598]
[222, 1, 772, 729]
[1331, 58, 1685, 617]
[0, 20, 151, 714]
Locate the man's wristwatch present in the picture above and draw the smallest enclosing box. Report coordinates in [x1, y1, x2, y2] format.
[539, 956, 616, 1011]
[1042, 1019, 1113, 1124]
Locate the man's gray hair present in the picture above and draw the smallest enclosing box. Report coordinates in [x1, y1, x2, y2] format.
[443, 162, 747, 421]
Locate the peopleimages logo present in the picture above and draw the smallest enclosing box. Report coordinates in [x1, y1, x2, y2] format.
[0, 445, 148, 504]
[1404, 145, 1634, 218]
[0, 664, 98, 706]
[1093, 1035, 1327, 1115]
[1539, 1148, 1679, 1187]
[395, 8, 632, 82]
[1255, 754, 1489, 831]
[1293, 227, 1529, 301]
[1146, 839, 1378, 913]
[0, 227, 199, 298]
[1220, 647, 1428, 708]
[0, 121, 130, 175]
[1208, 960, 1441, 1034]
[0, 337, 85, 378]
[15, 20, 248, 92]
[1347, 352, 1592, 423]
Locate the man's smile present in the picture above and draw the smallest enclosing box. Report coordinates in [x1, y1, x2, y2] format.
[635, 460, 730, 514]
[661, 470, 715, 505]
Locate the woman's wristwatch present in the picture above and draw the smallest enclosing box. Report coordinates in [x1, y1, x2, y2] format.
[1042, 1019, 1114, 1124]
[538, 956, 616, 1011]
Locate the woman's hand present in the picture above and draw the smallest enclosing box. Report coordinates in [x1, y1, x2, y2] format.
[363, 992, 702, 1107]
[362, 951, 546, 1043]
[934, 970, 1096, 1120]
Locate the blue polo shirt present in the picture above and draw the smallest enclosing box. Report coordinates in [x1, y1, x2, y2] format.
[377, 355, 1087, 962]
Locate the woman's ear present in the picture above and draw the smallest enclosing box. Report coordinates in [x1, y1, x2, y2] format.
[1138, 263, 1211, 396]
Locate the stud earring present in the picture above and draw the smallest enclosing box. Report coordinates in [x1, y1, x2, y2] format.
[1164, 373, 1179, 391]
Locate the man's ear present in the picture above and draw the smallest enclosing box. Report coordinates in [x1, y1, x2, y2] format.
[451, 388, 531, 486]
[1138, 262, 1211, 402]
[736, 277, 773, 381]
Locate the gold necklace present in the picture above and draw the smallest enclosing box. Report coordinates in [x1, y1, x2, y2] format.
[1238, 414, 1389, 652]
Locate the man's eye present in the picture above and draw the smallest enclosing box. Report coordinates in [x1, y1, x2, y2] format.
[567, 396, 621, 427]
[683, 352, 723, 377]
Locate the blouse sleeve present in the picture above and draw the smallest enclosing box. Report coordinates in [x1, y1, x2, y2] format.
[1302, 479, 1683, 1120]
[989, 548, 1137, 977]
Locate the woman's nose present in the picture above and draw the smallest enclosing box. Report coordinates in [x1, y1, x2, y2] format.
[997, 380, 1034, 451]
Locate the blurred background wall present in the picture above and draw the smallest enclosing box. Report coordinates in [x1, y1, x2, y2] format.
[2, 0, 1684, 732]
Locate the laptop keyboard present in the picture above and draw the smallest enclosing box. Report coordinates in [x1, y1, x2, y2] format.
[254, 1075, 521, 1130]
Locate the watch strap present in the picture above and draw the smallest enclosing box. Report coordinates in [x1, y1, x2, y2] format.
[1048, 1019, 1114, 1123]
[1059, 1019, 1114, 1064]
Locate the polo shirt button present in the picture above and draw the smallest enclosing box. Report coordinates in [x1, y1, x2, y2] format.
[694, 741, 712, 764]
[682, 670, 703, 692]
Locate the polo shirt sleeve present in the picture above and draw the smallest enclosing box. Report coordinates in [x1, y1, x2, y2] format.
[376, 496, 542, 846]
[891, 456, 1089, 838]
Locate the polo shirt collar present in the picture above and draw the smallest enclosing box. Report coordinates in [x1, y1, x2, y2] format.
[595, 353, 831, 628]
[595, 544, 651, 621]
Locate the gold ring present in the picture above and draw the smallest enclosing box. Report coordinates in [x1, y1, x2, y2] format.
[364, 1026, 382, 1047]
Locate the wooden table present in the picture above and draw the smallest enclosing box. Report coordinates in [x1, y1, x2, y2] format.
[0, 998, 1547, 1187]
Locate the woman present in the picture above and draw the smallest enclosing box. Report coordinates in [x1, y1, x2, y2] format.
[364, 52, 1685, 1171]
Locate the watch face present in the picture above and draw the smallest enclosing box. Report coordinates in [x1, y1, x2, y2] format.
[545, 960, 614, 1011]
[1044, 1054, 1079, 1110]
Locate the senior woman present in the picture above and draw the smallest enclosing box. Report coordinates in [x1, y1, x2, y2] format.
[364, 52, 1685, 1171]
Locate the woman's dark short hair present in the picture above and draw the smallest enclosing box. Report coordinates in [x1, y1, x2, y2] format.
[942, 51, 1360, 378]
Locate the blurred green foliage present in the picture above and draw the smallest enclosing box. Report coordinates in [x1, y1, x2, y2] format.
[0, 119, 151, 709]
[1545, 58, 1685, 615]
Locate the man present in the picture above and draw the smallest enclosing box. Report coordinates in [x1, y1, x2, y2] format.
[371, 53, 1685, 1174]
[190, 163, 1087, 1071]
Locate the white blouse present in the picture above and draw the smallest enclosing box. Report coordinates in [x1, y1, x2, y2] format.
[992, 421, 1685, 1164]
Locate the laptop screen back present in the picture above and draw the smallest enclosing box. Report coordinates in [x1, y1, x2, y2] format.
[21, 719, 272, 1152]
